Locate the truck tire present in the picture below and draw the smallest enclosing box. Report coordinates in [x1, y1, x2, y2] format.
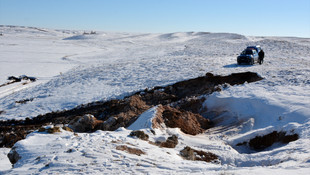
[251, 59, 254, 65]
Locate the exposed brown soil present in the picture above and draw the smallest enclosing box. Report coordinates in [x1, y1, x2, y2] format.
[151, 105, 166, 129]
[237, 131, 299, 151]
[129, 130, 149, 141]
[180, 146, 219, 163]
[0, 72, 263, 148]
[116, 145, 145, 156]
[149, 134, 179, 148]
[96, 95, 150, 131]
[159, 135, 178, 148]
[161, 105, 211, 135]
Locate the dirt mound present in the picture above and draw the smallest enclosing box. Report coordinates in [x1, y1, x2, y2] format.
[0, 72, 263, 147]
[96, 95, 150, 131]
[151, 105, 211, 135]
[161, 105, 211, 135]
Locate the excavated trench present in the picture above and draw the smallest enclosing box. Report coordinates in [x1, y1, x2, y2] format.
[0, 72, 263, 148]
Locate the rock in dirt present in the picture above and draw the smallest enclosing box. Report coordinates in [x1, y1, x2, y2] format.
[8, 146, 21, 164]
[68, 114, 103, 132]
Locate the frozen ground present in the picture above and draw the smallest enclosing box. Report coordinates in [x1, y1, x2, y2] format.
[0, 25, 310, 174]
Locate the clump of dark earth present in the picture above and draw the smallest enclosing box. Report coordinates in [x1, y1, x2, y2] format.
[0, 125, 37, 147]
[149, 134, 179, 148]
[0, 72, 263, 148]
[180, 146, 219, 163]
[159, 135, 179, 148]
[237, 131, 299, 151]
[129, 130, 149, 141]
[116, 145, 145, 156]
[96, 95, 150, 131]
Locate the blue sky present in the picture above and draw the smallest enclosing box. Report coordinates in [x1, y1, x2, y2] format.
[0, 0, 309, 37]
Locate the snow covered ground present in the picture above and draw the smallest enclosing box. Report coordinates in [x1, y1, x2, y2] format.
[0, 25, 310, 174]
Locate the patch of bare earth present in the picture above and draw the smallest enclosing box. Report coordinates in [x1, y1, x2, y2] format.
[129, 130, 149, 141]
[158, 105, 211, 135]
[159, 135, 179, 148]
[116, 145, 145, 156]
[180, 146, 219, 163]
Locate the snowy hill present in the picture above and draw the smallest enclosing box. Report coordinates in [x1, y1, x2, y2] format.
[0, 25, 310, 174]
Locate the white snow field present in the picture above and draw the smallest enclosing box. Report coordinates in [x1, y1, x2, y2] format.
[1, 25, 310, 174]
